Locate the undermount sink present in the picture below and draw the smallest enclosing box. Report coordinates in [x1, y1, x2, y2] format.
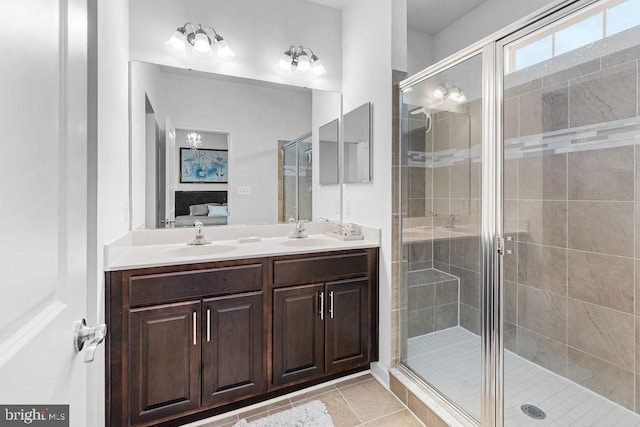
[163, 244, 238, 257]
[278, 238, 330, 248]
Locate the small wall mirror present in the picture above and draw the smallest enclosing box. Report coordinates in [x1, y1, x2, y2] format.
[318, 118, 339, 185]
[343, 102, 372, 183]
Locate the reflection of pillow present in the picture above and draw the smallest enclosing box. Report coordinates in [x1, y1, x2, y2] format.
[208, 205, 229, 217]
[189, 203, 220, 216]
[189, 204, 208, 216]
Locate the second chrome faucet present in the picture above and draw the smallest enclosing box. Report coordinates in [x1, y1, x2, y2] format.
[288, 220, 308, 238]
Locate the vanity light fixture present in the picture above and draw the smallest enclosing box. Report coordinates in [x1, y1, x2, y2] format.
[277, 45, 327, 76]
[165, 22, 234, 58]
[186, 132, 202, 149]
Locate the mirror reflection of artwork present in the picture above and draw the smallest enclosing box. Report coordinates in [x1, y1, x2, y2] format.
[180, 148, 228, 183]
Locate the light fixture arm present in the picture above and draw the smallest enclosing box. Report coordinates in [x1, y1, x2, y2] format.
[203, 26, 223, 42]
[182, 22, 197, 35]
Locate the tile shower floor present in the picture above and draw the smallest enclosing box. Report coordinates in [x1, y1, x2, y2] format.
[407, 326, 640, 426]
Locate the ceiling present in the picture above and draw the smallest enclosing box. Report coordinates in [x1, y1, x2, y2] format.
[305, 0, 487, 35]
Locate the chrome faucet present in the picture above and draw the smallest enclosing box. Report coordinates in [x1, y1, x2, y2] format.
[443, 214, 457, 229]
[188, 220, 211, 245]
[288, 220, 308, 239]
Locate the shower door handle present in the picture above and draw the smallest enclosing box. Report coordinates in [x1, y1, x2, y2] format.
[497, 236, 513, 255]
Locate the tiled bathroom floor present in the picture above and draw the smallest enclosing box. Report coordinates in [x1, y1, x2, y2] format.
[190, 373, 424, 427]
[407, 326, 640, 426]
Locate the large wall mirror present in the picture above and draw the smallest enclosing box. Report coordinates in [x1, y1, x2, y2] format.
[343, 102, 372, 183]
[130, 61, 341, 229]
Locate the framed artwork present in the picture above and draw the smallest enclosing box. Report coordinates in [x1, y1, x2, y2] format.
[180, 148, 228, 183]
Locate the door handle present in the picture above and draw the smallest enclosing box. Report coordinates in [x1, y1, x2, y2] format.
[74, 319, 107, 363]
[193, 312, 197, 346]
[329, 291, 334, 319]
[207, 308, 211, 342]
[319, 291, 324, 320]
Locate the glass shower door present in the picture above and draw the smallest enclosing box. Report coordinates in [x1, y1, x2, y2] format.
[400, 53, 484, 422]
[501, 0, 640, 424]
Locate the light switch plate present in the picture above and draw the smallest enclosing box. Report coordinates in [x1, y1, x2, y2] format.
[237, 186, 251, 195]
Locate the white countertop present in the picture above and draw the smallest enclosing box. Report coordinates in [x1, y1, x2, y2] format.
[105, 222, 380, 271]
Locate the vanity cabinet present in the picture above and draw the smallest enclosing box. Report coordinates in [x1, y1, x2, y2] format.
[271, 252, 374, 388]
[272, 277, 370, 386]
[106, 248, 378, 426]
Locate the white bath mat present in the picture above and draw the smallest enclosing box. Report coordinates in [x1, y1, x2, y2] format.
[233, 400, 334, 427]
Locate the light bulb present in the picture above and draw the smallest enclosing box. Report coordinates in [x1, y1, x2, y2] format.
[165, 28, 187, 52]
[296, 53, 310, 72]
[433, 85, 447, 100]
[277, 53, 292, 71]
[448, 87, 466, 103]
[192, 32, 213, 57]
[310, 57, 326, 76]
[215, 40, 234, 58]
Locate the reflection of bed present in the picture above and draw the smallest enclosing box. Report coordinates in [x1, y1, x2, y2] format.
[174, 191, 228, 227]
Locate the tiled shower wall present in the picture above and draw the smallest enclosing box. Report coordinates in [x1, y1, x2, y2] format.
[402, 99, 483, 338]
[503, 41, 640, 412]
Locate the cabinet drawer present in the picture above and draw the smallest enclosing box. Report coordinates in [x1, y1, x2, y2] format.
[273, 252, 368, 286]
[129, 264, 262, 307]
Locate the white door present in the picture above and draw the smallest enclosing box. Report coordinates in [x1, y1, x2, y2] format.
[165, 116, 176, 224]
[0, 0, 94, 425]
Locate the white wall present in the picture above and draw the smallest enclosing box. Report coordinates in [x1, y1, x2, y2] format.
[159, 71, 312, 225]
[312, 90, 342, 221]
[129, 0, 342, 92]
[341, 0, 394, 383]
[392, 0, 408, 72]
[174, 129, 229, 192]
[431, 0, 559, 63]
[407, 29, 434, 75]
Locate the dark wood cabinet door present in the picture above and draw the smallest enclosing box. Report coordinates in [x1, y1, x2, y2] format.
[129, 301, 201, 425]
[202, 292, 264, 407]
[273, 284, 325, 385]
[325, 278, 370, 373]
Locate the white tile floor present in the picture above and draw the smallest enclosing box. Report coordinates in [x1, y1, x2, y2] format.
[406, 326, 640, 426]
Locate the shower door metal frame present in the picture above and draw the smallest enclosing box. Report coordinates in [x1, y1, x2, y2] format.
[398, 0, 604, 425]
[281, 132, 312, 222]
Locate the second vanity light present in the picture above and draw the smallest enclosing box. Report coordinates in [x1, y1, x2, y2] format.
[165, 22, 234, 58]
[277, 45, 327, 76]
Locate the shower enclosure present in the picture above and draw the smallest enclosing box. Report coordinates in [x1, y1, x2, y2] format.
[399, 0, 640, 425]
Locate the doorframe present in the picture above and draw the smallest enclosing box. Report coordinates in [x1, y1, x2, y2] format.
[397, 0, 604, 425]
[86, 0, 102, 425]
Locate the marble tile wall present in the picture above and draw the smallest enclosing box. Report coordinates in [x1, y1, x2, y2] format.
[407, 270, 459, 338]
[503, 47, 640, 412]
